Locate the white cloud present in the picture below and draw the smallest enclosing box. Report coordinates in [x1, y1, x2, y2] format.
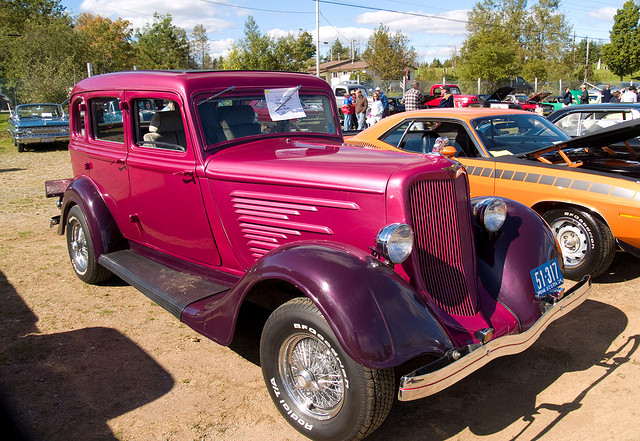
[588, 7, 618, 22]
[209, 38, 234, 58]
[78, 0, 235, 34]
[355, 10, 470, 36]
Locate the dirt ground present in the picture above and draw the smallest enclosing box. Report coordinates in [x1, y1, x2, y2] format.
[1, 145, 639, 441]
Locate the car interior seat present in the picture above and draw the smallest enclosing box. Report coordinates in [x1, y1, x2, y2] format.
[216, 105, 260, 140]
[143, 110, 187, 149]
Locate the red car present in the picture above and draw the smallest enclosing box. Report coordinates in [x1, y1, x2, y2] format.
[45, 70, 589, 441]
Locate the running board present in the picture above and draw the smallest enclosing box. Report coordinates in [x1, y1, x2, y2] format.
[99, 250, 230, 319]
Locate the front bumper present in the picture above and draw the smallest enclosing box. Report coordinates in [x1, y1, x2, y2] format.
[398, 275, 591, 401]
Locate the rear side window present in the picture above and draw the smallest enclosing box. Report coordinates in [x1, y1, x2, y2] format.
[89, 97, 124, 143]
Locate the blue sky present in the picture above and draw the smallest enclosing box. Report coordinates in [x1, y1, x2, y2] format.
[59, 0, 621, 62]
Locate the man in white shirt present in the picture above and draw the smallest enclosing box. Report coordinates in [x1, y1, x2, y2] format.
[621, 85, 638, 102]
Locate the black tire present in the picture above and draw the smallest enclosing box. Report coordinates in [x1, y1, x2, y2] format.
[543, 207, 615, 280]
[17, 143, 24, 152]
[260, 297, 394, 441]
[66, 205, 112, 284]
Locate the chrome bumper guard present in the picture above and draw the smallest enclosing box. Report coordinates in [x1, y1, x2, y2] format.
[398, 275, 591, 401]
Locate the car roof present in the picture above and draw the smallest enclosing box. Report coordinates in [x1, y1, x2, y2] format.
[71, 70, 330, 97]
[547, 103, 640, 120]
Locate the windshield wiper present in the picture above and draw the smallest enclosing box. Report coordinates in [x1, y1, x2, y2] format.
[197, 86, 236, 106]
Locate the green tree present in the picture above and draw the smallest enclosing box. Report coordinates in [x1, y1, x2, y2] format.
[190, 24, 212, 69]
[74, 13, 134, 75]
[0, 0, 66, 35]
[273, 30, 316, 71]
[135, 13, 190, 70]
[524, 0, 572, 63]
[224, 17, 314, 72]
[223, 16, 275, 70]
[603, 1, 640, 80]
[5, 15, 80, 103]
[362, 24, 416, 89]
[459, 0, 521, 86]
[329, 39, 350, 61]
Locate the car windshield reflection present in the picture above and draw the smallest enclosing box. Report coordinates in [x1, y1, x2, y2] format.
[471, 114, 569, 156]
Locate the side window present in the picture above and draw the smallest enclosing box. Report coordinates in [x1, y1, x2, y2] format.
[554, 113, 581, 137]
[133, 99, 186, 151]
[335, 88, 346, 97]
[72, 99, 85, 137]
[90, 97, 124, 143]
[381, 122, 412, 148]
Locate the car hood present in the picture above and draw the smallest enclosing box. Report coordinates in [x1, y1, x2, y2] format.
[527, 92, 552, 103]
[486, 87, 515, 102]
[204, 137, 459, 193]
[524, 118, 640, 157]
[522, 119, 640, 178]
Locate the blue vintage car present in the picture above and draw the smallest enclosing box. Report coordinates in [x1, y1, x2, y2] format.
[8, 103, 69, 152]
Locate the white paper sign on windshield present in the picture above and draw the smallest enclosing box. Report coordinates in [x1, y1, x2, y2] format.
[265, 86, 306, 121]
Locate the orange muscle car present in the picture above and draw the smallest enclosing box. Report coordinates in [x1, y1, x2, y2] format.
[346, 108, 640, 279]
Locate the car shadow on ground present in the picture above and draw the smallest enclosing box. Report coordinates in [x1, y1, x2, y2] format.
[17, 142, 68, 153]
[0, 270, 174, 441]
[369, 298, 631, 440]
[593, 251, 640, 284]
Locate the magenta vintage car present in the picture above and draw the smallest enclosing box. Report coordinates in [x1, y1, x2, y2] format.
[46, 70, 590, 441]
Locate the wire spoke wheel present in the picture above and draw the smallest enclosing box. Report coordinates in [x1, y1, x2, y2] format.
[279, 332, 345, 420]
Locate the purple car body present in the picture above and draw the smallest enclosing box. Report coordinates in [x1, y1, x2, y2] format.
[46, 70, 590, 441]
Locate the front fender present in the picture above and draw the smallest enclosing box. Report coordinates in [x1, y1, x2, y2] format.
[182, 242, 454, 370]
[59, 177, 123, 259]
[473, 197, 561, 330]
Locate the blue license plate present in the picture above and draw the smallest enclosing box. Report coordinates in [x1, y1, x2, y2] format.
[530, 258, 564, 299]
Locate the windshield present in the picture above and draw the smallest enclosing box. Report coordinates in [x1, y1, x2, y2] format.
[195, 91, 338, 149]
[472, 114, 570, 156]
[17, 105, 61, 118]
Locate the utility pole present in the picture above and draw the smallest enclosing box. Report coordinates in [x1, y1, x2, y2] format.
[584, 39, 590, 84]
[316, 0, 320, 77]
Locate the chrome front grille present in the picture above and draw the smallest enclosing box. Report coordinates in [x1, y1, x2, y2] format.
[408, 178, 477, 316]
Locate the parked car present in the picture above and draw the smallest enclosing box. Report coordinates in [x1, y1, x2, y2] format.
[7, 103, 69, 152]
[548, 103, 640, 135]
[482, 87, 523, 110]
[45, 71, 590, 441]
[332, 82, 369, 112]
[423, 84, 482, 108]
[505, 76, 534, 93]
[509, 91, 556, 115]
[346, 107, 640, 279]
[387, 96, 405, 114]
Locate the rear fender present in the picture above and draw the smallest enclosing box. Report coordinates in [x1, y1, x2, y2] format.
[59, 177, 123, 259]
[182, 242, 454, 370]
[473, 197, 561, 330]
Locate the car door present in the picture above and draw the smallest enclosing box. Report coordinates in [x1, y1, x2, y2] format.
[71, 93, 142, 241]
[124, 91, 221, 266]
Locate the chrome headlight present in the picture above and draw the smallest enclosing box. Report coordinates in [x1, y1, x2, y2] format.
[375, 223, 414, 264]
[473, 198, 507, 232]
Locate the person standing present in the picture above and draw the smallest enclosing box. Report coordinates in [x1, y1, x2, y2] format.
[621, 85, 638, 103]
[610, 90, 621, 103]
[579, 85, 589, 104]
[402, 80, 425, 111]
[354, 89, 368, 130]
[438, 85, 455, 108]
[375, 87, 389, 117]
[562, 88, 573, 107]
[601, 84, 612, 103]
[367, 92, 384, 126]
[341, 92, 355, 132]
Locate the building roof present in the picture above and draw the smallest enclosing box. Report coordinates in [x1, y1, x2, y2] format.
[309, 60, 369, 74]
